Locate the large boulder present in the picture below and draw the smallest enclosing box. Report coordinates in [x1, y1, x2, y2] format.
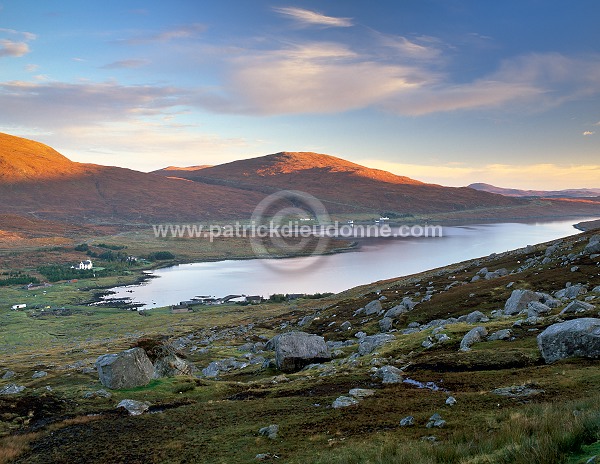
[153, 353, 193, 378]
[272, 332, 330, 372]
[358, 333, 395, 356]
[537, 318, 600, 363]
[584, 235, 600, 255]
[364, 300, 383, 315]
[504, 290, 541, 315]
[559, 300, 596, 315]
[95, 347, 154, 389]
[459, 326, 488, 351]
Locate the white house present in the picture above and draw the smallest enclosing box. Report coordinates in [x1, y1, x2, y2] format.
[11, 304, 26, 310]
[77, 260, 93, 270]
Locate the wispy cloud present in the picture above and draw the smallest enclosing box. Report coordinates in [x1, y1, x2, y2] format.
[0, 28, 36, 58]
[376, 32, 442, 60]
[101, 59, 150, 69]
[273, 7, 353, 28]
[123, 23, 206, 45]
[583, 131, 595, 135]
[25, 63, 39, 72]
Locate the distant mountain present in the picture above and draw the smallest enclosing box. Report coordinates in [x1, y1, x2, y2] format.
[153, 152, 525, 214]
[468, 183, 600, 198]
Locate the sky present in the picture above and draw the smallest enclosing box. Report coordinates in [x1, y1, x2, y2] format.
[0, 0, 599, 189]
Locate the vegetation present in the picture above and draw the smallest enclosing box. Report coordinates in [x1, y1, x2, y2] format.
[147, 251, 175, 261]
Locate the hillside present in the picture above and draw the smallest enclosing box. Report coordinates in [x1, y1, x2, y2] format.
[469, 182, 600, 198]
[0, 133, 264, 222]
[154, 151, 526, 214]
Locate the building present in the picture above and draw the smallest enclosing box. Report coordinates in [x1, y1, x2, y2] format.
[77, 260, 93, 270]
[11, 304, 26, 310]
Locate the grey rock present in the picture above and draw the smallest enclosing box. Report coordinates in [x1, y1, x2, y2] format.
[537, 318, 600, 363]
[471, 275, 481, 283]
[358, 334, 395, 356]
[83, 389, 112, 399]
[96, 347, 154, 390]
[32, 370, 47, 379]
[445, 396, 457, 406]
[492, 384, 544, 398]
[379, 317, 393, 332]
[485, 268, 508, 279]
[0, 384, 25, 395]
[426, 413, 446, 428]
[401, 297, 418, 311]
[258, 424, 279, 440]
[348, 388, 375, 399]
[116, 399, 150, 415]
[545, 244, 560, 257]
[2, 370, 15, 380]
[421, 338, 434, 349]
[202, 361, 221, 378]
[459, 326, 488, 351]
[584, 240, 600, 255]
[355, 331, 367, 339]
[340, 321, 352, 331]
[153, 353, 193, 378]
[504, 290, 542, 315]
[477, 267, 489, 276]
[400, 416, 415, 427]
[373, 365, 403, 384]
[593, 286, 600, 294]
[298, 315, 314, 327]
[332, 396, 359, 408]
[435, 333, 450, 343]
[527, 301, 552, 317]
[364, 300, 383, 315]
[384, 304, 408, 319]
[465, 310, 487, 324]
[560, 300, 596, 315]
[556, 284, 587, 300]
[272, 332, 331, 373]
[488, 329, 512, 341]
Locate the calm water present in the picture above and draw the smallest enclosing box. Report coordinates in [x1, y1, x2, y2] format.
[106, 218, 594, 308]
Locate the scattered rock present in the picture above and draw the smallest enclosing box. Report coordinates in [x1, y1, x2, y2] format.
[258, 424, 279, 440]
[2, 370, 15, 380]
[492, 384, 544, 398]
[272, 332, 331, 373]
[584, 237, 600, 255]
[527, 301, 551, 317]
[83, 389, 112, 399]
[153, 353, 193, 378]
[32, 370, 47, 379]
[459, 326, 488, 351]
[0, 384, 25, 395]
[537, 318, 600, 363]
[348, 388, 375, 399]
[488, 329, 512, 341]
[445, 396, 457, 406]
[379, 317, 393, 332]
[426, 413, 446, 428]
[116, 399, 150, 415]
[399, 416, 415, 427]
[465, 310, 488, 324]
[340, 321, 352, 331]
[556, 284, 587, 300]
[95, 347, 154, 390]
[364, 300, 383, 315]
[358, 333, 395, 356]
[504, 290, 542, 315]
[373, 365, 403, 384]
[384, 305, 408, 319]
[332, 396, 359, 408]
[559, 300, 596, 315]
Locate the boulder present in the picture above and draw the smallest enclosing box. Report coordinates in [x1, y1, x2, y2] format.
[485, 268, 508, 280]
[379, 317, 393, 332]
[32, 371, 47, 379]
[400, 416, 415, 427]
[332, 396, 359, 408]
[364, 300, 383, 315]
[258, 424, 279, 440]
[459, 326, 488, 351]
[445, 396, 457, 406]
[1, 370, 15, 380]
[537, 318, 600, 363]
[153, 353, 193, 378]
[559, 300, 596, 315]
[348, 388, 375, 399]
[465, 310, 487, 324]
[426, 413, 446, 428]
[373, 365, 403, 384]
[273, 332, 330, 372]
[358, 334, 395, 356]
[116, 399, 150, 415]
[0, 384, 25, 395]
[504, 290, 541, 315]
[556, 284, 587, 300]
[527, 301, 552, 317]
[95, 347, 154, 390]
[584, 237, 600, 255]
[488, 329, 512, 341]
[384, 304, 408, 319]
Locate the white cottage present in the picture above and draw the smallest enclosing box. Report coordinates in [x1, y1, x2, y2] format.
[77, 260, 93, 270]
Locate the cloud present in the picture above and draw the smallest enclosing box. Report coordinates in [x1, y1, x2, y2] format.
[0, 28, 36, 41]
[0, 39, 30, 57]
[101, 59, 150, 69]
[123, 23, 206, 45]
[376, 33, 442, 60]
[583, 131, 595, 135]
[274, 7, 353, 28]
[359, 159, 600, 189]
[25, 63, 39, 72]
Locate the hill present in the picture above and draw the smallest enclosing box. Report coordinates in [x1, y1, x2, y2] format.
[469, 182, 600, 198]
[0, 133, 264, 222]
[153, 151, 526, 214]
